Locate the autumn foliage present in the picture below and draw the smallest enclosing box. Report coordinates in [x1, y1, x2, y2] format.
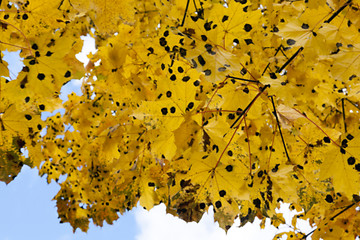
[1, 0, 360, 238]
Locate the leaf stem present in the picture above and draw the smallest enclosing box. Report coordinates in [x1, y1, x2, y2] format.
[342, 98, 347, 132]
[215, 85, 269, 169]
[243, 117, 252, 175]
[0, 19, 33, 57]
[226, 75, 259, 83]
[269, 96, 291, 163]
[180, 0, 190, 27]
[276, 47, 304, 73]
[230, 85, 269, 129]
[344, 98, 360, 110]
[324, 0, 352, 23]
[303, 202, 356, 239]
[292, 108, 340, 148]
[262, 45, 288, 76]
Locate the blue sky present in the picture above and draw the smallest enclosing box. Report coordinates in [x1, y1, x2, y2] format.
[0, 36, 314, 240]
[0, 166, 138, 240]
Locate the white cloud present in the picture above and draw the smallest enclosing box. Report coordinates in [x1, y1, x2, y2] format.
[134, 204, 289, 240]
[76, 34, 97, 65]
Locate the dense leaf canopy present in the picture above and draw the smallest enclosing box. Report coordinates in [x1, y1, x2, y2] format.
[1, 0, 360, 238]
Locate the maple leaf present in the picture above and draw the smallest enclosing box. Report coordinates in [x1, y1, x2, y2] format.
[71, 0, 135, 34]
[0, 148, 23, 184]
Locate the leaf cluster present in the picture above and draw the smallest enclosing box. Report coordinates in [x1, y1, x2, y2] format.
[1, 0, 360, 238]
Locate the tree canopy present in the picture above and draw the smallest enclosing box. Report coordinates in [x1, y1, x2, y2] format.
[1, 0, 360, 238]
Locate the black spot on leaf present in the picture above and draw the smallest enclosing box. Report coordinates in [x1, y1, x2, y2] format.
[225, 165, 233, 172]
[347, 157, 355, 165]
[301, 23, 309, 29]
[355, 164, 360, 172]
[325, 195, 333, 203]
[244, 39, 253, 45]
[159, 37, 167, 46]
[180, 179, 190, 188]
[180, 48, 187, 57]
[170, 106, 176, 113]
[244, 24, 252, 32]
[187, 102, 194, 109]
[253, 198, 261, 208]
[37, 73, 45, 80]
[340, 147, 346, 154]
[64, 71, 71, 78]
[191, 15, 198, 22]
[182, 76, 190, 82]
[204, 69, 211, 76]
[219, 190, 226, 197]
[170, 74, 176, 81]
[287, 39, 296, 45]
[342, 139, 348, 148]
[191, 59, 198, 68]
[198, 55, 206, 66]
[204, 21, 213, 31]
[240, 68, 247, 75]
[161, 108, 168, 115]
[272, 164, 280, 172]
[201, 35, 207, 41]
[146, 46, 154, 55]
[31, 44, 38, 50]
[346, 134, 354, 140]
[25, 114, 32, 120]
[215, 200, 222, 208]
[323, 137, 331, 143]
[205, 44, 216, 55]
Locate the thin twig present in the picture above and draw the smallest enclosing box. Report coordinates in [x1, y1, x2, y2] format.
[270, 96, 291, 163]
[342, 98, 347, 132]
[262, 45, 288, 76]
[226, 75, 260, 83]
[180, 0, 190, 27]
[324, 0, 352, 23]
[344, 98, 360, 110]
[230, 85, 269, 129]
[302, 202, 356, 239]
[276, 47, 304, 73]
